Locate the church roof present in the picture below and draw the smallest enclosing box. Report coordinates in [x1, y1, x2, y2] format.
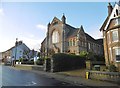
[65, 23, 102, 45]
[85, 33, 96, 42]
[96, 39, 103, 45]
[65, 24, 79, 39]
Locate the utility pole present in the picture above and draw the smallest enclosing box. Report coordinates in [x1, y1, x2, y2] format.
[14, 38, 18, 67]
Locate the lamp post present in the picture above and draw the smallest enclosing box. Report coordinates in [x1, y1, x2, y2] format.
[14, 38, 18, 67]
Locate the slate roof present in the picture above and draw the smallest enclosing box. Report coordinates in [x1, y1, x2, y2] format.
[65, 24, 103, 45]
[65, 24, 78, 38]
[85, 33, 96, 43]
[96, 39, 103, 45]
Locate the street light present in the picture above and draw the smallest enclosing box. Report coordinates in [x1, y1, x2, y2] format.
[14, 38, 18, 67]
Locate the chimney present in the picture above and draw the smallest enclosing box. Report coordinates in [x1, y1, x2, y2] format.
[18, 41, 23, 45]
[108, 3, 113, 16]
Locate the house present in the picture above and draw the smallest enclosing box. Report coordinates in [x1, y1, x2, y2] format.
[0, 52, 2, 62]
[41, 15, 103, 57]
[2, 47, 13, 62]
[2, 41, 30, 62]
[100, 2, 120, 71]
[11, 41, 30, 60]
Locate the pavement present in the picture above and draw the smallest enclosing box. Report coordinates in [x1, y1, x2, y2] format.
[10, 64, 120, 87]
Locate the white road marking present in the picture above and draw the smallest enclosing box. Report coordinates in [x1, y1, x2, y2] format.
[25, 81, 37, 86]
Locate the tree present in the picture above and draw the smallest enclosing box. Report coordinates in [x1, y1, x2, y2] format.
[37, 52, 41, 58]
[79, 51, 94, 61]
[79, 51, 88, 58]
[86, 52, 94, 60]
[23, 49, 30, 60]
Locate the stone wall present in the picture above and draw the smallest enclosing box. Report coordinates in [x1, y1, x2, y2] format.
[87, 70, 120, 84]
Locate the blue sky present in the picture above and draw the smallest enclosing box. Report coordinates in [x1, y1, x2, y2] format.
[0, 1, 115, 52]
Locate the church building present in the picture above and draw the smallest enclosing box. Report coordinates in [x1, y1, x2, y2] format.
[41, 15, 103, 57]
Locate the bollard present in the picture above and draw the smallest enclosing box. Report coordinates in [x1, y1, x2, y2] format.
[86, 72, 89, 79]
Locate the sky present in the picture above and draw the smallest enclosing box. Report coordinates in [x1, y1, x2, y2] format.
[0, 0, 116, 52]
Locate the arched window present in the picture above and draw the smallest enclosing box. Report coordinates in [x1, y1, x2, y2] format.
[52, 30, 59, 43]
[73, 39, 75, 46]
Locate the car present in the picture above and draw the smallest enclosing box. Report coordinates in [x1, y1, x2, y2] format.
[4, 61, 11, 66]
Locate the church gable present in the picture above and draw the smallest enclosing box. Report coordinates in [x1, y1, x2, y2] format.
[77, 26, 86, 41]
[51, 17, 62, 26]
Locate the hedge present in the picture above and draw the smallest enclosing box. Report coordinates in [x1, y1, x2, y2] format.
[51, 53, 86, 72]
[21, 61, 34, 65]
[36, 59, 44, 65]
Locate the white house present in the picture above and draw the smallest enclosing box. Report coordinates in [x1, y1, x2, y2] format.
[11, 41, 30, 61]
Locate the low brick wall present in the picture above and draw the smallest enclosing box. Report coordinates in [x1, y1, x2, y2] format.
[32, 65, 44, 71]
[87, 70, 120, 84]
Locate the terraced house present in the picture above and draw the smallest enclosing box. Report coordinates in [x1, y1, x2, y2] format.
[41, 15, 103, 57]
[100, 2, 120, 71]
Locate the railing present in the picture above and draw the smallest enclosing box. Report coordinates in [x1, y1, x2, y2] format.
[87, 70, 120, 84]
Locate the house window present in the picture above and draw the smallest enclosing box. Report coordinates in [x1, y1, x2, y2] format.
[115, 48, 120, 62]
[52, 30, 59, 43]
[88, 43, 91, 49]
[107, 31, 111, 44]
[112, 30, 118, 42]
[118, 18, 120, 25]
[114, 18, 120, 26]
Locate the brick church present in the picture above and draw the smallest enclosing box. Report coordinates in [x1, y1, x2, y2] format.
[41, 15, 103, 57]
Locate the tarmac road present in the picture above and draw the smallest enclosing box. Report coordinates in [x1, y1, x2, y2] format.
[1, 65, 75, 87]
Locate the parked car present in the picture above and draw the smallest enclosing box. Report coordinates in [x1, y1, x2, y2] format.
[4, 61, 11, 66]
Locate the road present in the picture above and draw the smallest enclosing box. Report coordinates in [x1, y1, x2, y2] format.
[1, 65, 75, 87]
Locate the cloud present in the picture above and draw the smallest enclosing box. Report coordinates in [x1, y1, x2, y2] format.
[0, 8, 4, 16]
[0, 39, 15, 52]
[0, 36, 43, 52]
[28, 34, 35, 38]
[36, 24, 47, 31]
[18, 36, 43, 51]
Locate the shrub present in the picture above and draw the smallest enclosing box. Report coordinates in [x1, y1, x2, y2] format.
[19, 58, 23, 62]
[52, 53, 85, 72]
[94, 55, 105, 62]
[79, 51, 88, 58]
[21, 61, 34, 65]
[30, 59, 34, 61]
[15, 60, 19, 62]
[108, 64, 117, 72]
[22, 58, 28, 62]
[36, 58, 44, 65]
